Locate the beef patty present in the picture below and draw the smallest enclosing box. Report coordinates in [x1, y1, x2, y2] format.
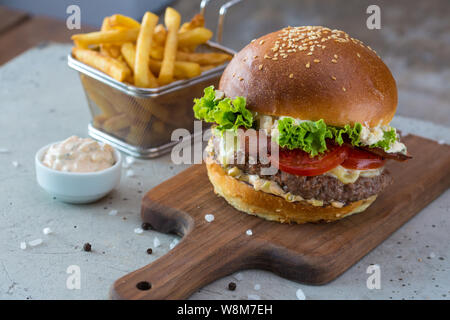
[210, 136, 392, 204]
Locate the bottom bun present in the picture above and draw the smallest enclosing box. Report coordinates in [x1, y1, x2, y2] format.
[206, 160, 377, 224]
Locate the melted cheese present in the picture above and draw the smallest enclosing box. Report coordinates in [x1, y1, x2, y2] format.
[326, 165, 383, 184]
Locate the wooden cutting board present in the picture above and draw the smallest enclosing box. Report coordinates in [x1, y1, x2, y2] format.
[111, 135, 450, 300]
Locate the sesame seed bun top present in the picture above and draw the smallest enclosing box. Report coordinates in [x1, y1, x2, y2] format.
[218, 26, 398, 128]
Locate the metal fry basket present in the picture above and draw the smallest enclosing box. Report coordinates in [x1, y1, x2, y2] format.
[68, 0, 239, 158]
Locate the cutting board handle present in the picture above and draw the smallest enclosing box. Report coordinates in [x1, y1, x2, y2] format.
[111, 231, 260, 300]
[111, 201, 262, 300]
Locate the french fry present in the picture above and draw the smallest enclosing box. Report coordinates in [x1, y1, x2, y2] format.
[152, 119, 166, 134]
[126, 123, 168, 147]
[108, 46, 122, 58]
[80, 74, 122, 114]
[93, 114, 109, 128]
[150, 45, 164, 60]
[153, 24, 167, 46]
[99, 17, 120, 58]
[175, 51, 232, 65]
[150, 60, 201, 79]
[126, 125, 147, 146]
[179, 13, 205, 33]
[72, 47, 131, 81]
[72, 11, 219, 89]
[178, 27, 213, 48]
[72, 28, 139, 47]
[84, 86, 118, 116]
[122, 42, 163, 71]
[103, 113, 132, 132]
[200, 65, 217, 73]
[134, 11, 159, 88]
[135, 100, 180, 127]
[121, 42, 136, 72]
[159, 7, 181, 85]
[109, 14, 141, 29]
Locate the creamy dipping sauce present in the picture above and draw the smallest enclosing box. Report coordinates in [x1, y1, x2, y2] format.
[42, 136, 115, 172]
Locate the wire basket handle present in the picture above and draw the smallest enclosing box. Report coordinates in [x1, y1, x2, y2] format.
[199, 0, 244, 44]
[200, 0, 212, 15]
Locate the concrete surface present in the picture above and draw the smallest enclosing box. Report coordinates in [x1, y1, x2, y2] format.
[0, 44, 449, 300]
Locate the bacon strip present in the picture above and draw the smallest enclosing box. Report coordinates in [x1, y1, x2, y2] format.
[359, 146, 412, 161]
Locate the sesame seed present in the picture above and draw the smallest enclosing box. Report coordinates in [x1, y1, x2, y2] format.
[264, 54, 271, 59]
[272, 57, 278, 60]
[253, 55, 258, 59]
[259, 40, 265, 45]
[289, 73, 294, 78]
[313, 59, 320, 63]
[239, 77, 244, 81]
[357, 53, 361, 58]
[334, 54, 338, 59]
[342, 87, 346, 91]
[305, 62, 310, 68]
[307, 52, 313, 56]
[232, 72, 236, 77]
[258, 64, 263, 70]
[251, 39, 256, 43]
[331, 59, 337, 63]
[243, 57, 247, 62]
[331, 76, 336, 80]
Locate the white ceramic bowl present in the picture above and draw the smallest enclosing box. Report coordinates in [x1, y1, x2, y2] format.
[35, 142, 122, 204]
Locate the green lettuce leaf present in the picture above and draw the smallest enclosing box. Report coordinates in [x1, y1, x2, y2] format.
[370, 127, 397, 149]
[277, 118, 333, 157]
[277, 119, 397, 156]
[329, 123, 363, 146]
[193, 86, 253, 132]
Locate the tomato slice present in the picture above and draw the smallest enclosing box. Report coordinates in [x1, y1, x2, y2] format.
[271, 144, 348, 176]
[341, 147, 385, 170]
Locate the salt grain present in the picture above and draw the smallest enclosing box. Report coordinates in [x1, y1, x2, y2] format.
[108, 209, 118, 216]
[125, 156, 136, 165]
[28, 239, 43, 247]
[42, 227, 52, 235]
[169, 239, 179, 249]
[134, 227, 144, 234]
[12, 161, 19, 168]
[248, 294, 261, 300]
[246, 229, 253, 236]
[20, 242, 27, 250]
[234, 272, 244, 281]
[254, 284, 261, 291]
[296, 288, 306, 300]
[205, 214, 215, 222]
[153, 237, 161, 248]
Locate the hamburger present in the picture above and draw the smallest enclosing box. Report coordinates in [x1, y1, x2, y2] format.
[193, 26, 411, 224]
